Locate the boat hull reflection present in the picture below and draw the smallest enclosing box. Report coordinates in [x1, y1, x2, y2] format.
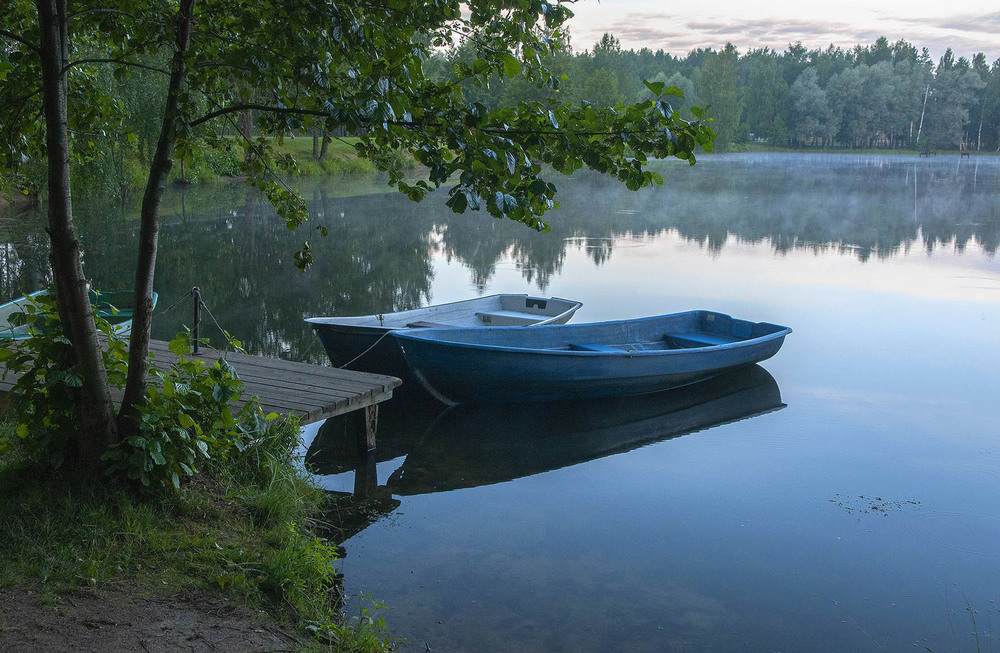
[306, 365, 783, 496]
[366, 365, 781, 496]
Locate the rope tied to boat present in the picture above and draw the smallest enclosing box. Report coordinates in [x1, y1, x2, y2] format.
[337, 329, 394, 370]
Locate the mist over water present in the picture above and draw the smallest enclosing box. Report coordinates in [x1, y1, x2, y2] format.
[3, 153, 1000, 651]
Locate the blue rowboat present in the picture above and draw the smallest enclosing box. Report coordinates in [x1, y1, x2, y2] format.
[0, 289, 157, 340]
[305, 294, 582, 377]
[392, 310, 791, 404]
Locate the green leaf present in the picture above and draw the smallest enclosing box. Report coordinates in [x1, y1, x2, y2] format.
[445, 191, 468, 213]
[168, 335, 191, 355]
[502, 54, 521, 79]
[178, 413, 196, 428]
[643, 80, 665, 96]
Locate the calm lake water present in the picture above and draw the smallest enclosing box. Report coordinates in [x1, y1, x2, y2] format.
[3, 153, 1000, 651]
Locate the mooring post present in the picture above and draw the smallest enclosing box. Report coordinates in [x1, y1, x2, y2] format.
[191, 286, 201, 354]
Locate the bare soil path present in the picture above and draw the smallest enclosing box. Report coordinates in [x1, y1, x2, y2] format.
[0, 585, 304, 652]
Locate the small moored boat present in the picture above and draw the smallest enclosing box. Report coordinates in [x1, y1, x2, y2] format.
[392, 310, 791, 404]
[0, 289, 156, 340]
[305, 294, 582, 377]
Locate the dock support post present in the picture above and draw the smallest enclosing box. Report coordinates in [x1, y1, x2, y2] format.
[354, 404, 378, 456]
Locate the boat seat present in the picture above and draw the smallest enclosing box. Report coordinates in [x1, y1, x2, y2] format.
[476, 310, 540, 326]
[569, 343, 622, 352]
[667, 332, 738, 348]
[98, 308, 132, 319]
[406, 321, 452, 328]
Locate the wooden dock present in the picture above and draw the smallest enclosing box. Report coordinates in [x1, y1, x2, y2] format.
[144, 340, 401, 425]
[1, 339, 402, 450]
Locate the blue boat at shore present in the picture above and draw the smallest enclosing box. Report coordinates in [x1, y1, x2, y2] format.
[0, 289, 156, 340]
[392, 310, 791, 404]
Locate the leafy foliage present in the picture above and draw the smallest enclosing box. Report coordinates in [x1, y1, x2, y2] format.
[0, 0, 716, 465]
[1, 0, 715, 264]
[0, 294, 279, 492]
[101, 331, 275, 492]
[0, 289, 128, 468]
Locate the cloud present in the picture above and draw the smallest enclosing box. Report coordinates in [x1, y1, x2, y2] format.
[566, 3, 1000, 60]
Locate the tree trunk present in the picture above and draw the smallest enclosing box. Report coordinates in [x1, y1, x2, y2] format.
[36, 0, 118, 466]
[977, 96, 985, 151]
[319, 131, 329, 160]
[916, 84, 929, 145]
[118, 0, 196, 433]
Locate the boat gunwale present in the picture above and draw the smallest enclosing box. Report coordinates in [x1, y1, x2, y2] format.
[391, 311, 792, 357]
[304, 294, 583, 329]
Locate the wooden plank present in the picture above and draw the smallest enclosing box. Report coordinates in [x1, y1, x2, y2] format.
[0, 339, 402, 425]
[147, 345, 398, 396]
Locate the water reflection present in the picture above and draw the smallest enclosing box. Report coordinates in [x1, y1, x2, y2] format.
[1, 154, 997, 360]
[305, 365, 783, 495]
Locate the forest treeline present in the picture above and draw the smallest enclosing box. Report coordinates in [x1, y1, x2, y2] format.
[429, 33, 1000, 153]
[3, 29, 996, 203]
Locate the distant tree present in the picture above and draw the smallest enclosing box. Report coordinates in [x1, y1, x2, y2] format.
[924, 50, 986, 149]
[581, 67, 621, 107]
[788, 68, 832, 145]
[592, 32, 622, 58]
[741, 48, 789, 144]
[969, 53, 998, 150]
[781, 41, 810, 87]
[693, 43, 743, 150]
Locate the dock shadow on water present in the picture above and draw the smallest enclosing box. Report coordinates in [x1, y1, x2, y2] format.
[305, 364, 783, 501]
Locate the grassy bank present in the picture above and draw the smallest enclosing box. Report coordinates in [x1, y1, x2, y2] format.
[0, 134, 414, 205]
[164, 136, 385, 185]
[0, 416, 392, 652]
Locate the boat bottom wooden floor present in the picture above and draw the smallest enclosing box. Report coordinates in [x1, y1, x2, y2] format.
[566, 332, 741, 353]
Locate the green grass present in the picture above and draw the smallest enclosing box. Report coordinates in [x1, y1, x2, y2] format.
[274, 135, 417, 177]
[0, 416, 393, 652]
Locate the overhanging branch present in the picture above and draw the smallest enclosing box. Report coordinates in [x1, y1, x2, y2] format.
[190, 103, 329, 127]
[0, 29, 41, 55]
[64, 58, 170, 75]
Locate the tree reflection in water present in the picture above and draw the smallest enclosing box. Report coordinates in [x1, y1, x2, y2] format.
[1, 153, 997, 359]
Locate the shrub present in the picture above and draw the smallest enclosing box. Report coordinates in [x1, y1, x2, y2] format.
[0, 289, 129, 468]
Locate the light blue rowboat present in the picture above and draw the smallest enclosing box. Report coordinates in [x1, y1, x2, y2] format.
[0, 289, 157, 340]
[392, 310, 791, 404]
[306, 294, 582, 378]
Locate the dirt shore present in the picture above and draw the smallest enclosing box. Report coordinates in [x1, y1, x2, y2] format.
[0, 584, 304, 652]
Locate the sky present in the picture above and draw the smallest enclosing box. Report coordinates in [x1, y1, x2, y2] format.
[564, 0, 1000, 63]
